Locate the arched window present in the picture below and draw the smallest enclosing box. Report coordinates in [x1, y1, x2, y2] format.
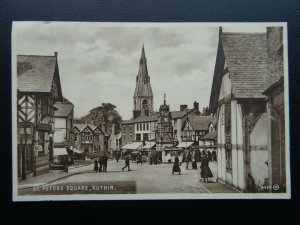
[142, 99, 148, 110]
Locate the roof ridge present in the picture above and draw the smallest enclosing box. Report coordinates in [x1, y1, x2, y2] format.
[222, 32, 266, 35]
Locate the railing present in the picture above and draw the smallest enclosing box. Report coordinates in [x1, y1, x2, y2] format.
[35, 154, 49, 167]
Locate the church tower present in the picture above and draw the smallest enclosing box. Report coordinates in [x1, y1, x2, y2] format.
[133, 44, 154, 119]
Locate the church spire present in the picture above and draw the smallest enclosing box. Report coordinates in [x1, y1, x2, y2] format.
[133, 44, 154, 119]
[141, 43, 146, 59]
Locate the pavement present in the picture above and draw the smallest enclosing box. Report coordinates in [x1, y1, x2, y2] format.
[18, 159, 240, 194]
[18, 161, 93, 189]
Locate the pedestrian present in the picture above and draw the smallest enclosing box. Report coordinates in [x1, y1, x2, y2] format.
[172, 155, 181, 175]
[116, 151, 120, 163]
[102, 153, 109, 172]
[192, 159, 197, 170]
[186, 151, 192, 170]
[98, 154, 103, 172]
[207, 150, 212, 162]
[212, 149, 217, 162]
[122, 154, 131, 171]
[137, 153, 143, 165]
[94, 158, 98, 172]
[200, 155, 213, 183]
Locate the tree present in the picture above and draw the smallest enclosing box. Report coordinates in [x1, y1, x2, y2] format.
[74, 103, 122, 135]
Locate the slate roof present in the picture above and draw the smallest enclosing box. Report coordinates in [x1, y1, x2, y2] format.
[221, 32, 268, 98]
[73, 124, 87, 132]
[171, 109, 193, 119]
[121, 109, 193, 125]
[17, 55, 57, 93]
[73, 123, 106, 135]
[54, 103, 74, 117]
[201, 131, 217, 140]
[121, 115, 158, 125]
[188, 115, 215, 131]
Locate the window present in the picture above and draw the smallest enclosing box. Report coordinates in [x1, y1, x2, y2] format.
[142, 99, 148, 110]
[146, 123, 149, 130]
[143, 124, 145, 130]
[140, 124, 142, 131]
[137, 124, 139, 131]
[143, 133, 149, 141]
[135, 134, 141, 141]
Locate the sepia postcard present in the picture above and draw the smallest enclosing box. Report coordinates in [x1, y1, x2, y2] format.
[12, 22, 290, 201]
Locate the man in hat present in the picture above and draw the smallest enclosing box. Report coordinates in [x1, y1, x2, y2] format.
[122, 153, 131, 171]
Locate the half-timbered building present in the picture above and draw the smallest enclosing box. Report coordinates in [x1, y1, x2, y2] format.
[72, 124, 108, 158]
[17, 53, 63, 179]
[180, 115, 216, 149]
[208, 27, 284, 192]
[262, 27, 286, 193]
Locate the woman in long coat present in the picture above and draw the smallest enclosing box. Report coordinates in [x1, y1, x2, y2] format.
[94, 158, 98, 172]
[172, 155, 181, 175]
[200, 155, 213, 182]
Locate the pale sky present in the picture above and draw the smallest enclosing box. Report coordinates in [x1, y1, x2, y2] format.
[13, 22, 268, 119]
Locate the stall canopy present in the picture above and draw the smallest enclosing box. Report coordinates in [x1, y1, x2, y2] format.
[53, 147, 68, 156]
[176, 142, 194, 148]
[73, 148, 83, 154]
[121, 142, 143, 150]
[143, 141, 156, 149]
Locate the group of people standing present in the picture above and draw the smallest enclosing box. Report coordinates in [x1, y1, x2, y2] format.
[93, 153, 109, 172]
[172, 148, 214, 183]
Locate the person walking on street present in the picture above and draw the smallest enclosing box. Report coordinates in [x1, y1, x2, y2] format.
[186, 151, 192, 170]
[200, 155, 213, 183]
[94, 158, 98, 172]
[137, 153, 143, 165]
[172, 155, 181, 175]
[122, 154, 131, 171]
[116, 151, 120, 163]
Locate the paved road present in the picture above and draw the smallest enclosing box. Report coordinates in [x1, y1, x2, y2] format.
[18, 160, 239, 195]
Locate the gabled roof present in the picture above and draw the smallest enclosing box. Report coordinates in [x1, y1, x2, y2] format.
[54, 100, 74, 117]
[221, 32, 268, 99]
[73, 124, 87, 132]
[73, 123, 106, 135]
[186, 115, 215, 131]
[17, 55, 62, 97]
[209, 29, 268, 113]
[201, 131, 217, 140]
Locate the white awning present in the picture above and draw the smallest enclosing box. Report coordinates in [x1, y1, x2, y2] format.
[143, 141, 156, 149]
[176, 142, 194, 148]
[73, 148, 83, 154]
[53, 147, 68, 156]
[121, 142, 143, 150]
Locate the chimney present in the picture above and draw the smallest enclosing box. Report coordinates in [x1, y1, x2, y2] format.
[202, 107, 207, 115]
[193, 101, 199, 112]
[180, 105, 188, 111]
[54, 52, 58, 58]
